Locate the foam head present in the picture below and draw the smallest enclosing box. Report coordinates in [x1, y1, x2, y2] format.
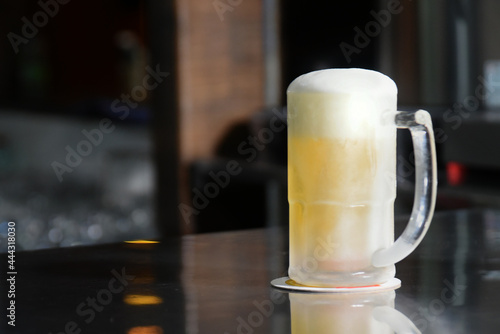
[287, 68, 397, 95]
[287, 68, 398, 138]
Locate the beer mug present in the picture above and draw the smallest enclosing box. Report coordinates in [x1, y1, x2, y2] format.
[287, 68, 437, 287]
[289, 290, 421, 334]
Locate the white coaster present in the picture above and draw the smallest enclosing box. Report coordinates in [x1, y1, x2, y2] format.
[270, 277, 401, 293]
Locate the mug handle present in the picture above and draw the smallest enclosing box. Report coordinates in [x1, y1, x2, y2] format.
[372, 110, 437, 268]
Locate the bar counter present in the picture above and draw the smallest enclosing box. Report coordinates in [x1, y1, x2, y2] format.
[1, 209, 500, 333]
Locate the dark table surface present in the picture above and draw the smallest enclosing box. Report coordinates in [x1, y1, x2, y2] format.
[1, 209, 500, 334]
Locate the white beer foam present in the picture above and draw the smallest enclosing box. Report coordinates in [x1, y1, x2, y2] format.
[287, 68, 397, 138]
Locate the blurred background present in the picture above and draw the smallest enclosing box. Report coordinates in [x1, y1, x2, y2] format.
[0, 0, 500, 251]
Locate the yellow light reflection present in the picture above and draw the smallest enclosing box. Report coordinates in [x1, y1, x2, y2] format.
[124, 240, 160, 244]
[127, 325, 163, 334]
[124, 294, 163, 305]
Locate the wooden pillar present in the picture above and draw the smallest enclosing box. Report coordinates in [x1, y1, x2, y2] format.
[147, 0, 265, 235]
[146, 0, 181, 236]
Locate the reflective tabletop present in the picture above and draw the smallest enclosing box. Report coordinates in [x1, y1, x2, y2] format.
[1, 209, 500, 333]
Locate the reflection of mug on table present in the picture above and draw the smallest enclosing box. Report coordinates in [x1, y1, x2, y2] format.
[289, 290, 420, 334]
[287, 69, 437, 287]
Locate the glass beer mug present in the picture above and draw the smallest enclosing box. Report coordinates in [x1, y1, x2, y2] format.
[287, 68, 437, 287]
